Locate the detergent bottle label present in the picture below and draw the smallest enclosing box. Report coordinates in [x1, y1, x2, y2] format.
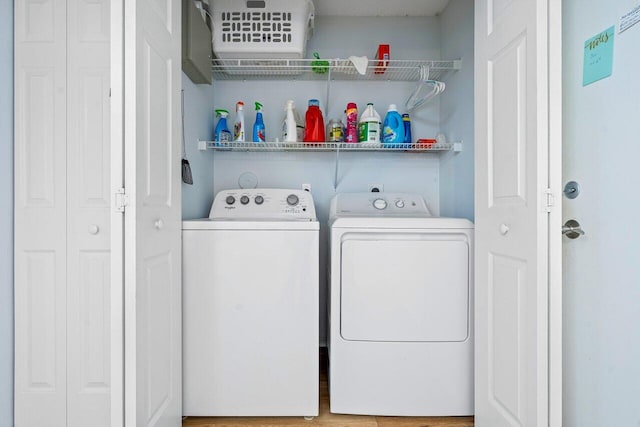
[358, 121, 380, 142]
[383, 126, 397, 142]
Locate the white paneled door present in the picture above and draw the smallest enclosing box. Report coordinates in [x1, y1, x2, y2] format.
[66, 0, 111, 425]
[14, 1, 67, 425]
[14, 0, 111, 426]
[474, 0, 562, 426]
[116, 0, 183, 425]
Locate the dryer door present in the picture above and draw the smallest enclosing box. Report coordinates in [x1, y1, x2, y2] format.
[340, 231, 470, 342]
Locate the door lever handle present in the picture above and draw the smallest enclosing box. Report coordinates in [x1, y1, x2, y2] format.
[562, 219, 584, 239]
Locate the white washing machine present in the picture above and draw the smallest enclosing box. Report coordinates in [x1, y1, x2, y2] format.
[183, 188, 319, 417]
[328, 193, 474, 416]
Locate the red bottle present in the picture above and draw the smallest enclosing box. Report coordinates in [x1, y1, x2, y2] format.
[303, 99, 326, 143]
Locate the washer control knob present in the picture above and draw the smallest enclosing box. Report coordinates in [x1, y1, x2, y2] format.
[286, 194, 299, 206]
[373, 198, 387, 210]
[254, 195, 264, 205]
[240, 195, 250, 205]
[395, 199, 405, 208]
[225, 195, 236, 205]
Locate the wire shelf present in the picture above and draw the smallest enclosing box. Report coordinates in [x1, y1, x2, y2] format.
[201, 141, 460, 152]
[210, 58, 461, 81]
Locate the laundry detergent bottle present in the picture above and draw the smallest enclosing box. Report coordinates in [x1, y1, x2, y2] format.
[252, 102, 266, 143]
[382, 104, 405, 144]
[214, 109, 232, 144]
[303, 99, 326, 143]
[358, 102, 381, 143]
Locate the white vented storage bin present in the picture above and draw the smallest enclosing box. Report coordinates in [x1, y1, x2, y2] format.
[211, 0, 315, 60]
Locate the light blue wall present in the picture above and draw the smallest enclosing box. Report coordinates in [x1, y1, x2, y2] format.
[439, 0, 474, 221]
[0, 0, 13, 425]
[563, 0, 640, 425]
[181, 73, 216, 219]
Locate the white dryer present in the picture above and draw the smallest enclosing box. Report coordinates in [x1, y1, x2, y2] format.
[328, 193, 474, 416]
[182, 188, 319, 417]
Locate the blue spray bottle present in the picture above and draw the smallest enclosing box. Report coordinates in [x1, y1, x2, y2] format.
[253, 102, 266, 143]
[214, 109, 232, 145]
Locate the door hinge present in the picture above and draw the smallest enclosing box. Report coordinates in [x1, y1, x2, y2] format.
[544, 188, 555, 212]
[115, 188, 129, 213]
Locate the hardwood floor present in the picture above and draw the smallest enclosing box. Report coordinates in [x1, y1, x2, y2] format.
[183, 351, 474, 427]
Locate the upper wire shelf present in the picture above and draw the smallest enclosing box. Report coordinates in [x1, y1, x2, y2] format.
[210, 58, 461, 81]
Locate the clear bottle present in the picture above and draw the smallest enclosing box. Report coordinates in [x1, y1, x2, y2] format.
[358, 103, 381, 143]
[282, 100, 298, 143]
[252, 102, 265, 143]
[233, 101, 245, 142]
[327, 119, 345, 142]
[303, 99, 326, 143]
[214, 109, 232, 144]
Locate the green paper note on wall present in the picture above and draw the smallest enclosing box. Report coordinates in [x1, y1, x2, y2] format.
[583, 26, 615, 86]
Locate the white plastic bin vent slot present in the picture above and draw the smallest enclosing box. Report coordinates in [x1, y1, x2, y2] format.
[220, 12, 293, 44]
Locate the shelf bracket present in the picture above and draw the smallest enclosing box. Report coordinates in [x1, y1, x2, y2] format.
[333, 146, 340, 190]
[325, 63, 332, 119]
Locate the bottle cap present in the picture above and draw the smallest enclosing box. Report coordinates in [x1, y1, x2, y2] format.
[347, 102, 357, 109]
[388, 104, 398, 111]
[236, 101, 244, 110]
[255, 102, 263, 111]
[308, 99, 320, 107]
[402, 113, 410, 120]
[285, 100, 295, 111]
[215, 109, 229, 116]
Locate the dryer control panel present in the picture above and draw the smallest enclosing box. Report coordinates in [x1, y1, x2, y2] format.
[330, 192, 432, 218]
[209, 188, 317, 221]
